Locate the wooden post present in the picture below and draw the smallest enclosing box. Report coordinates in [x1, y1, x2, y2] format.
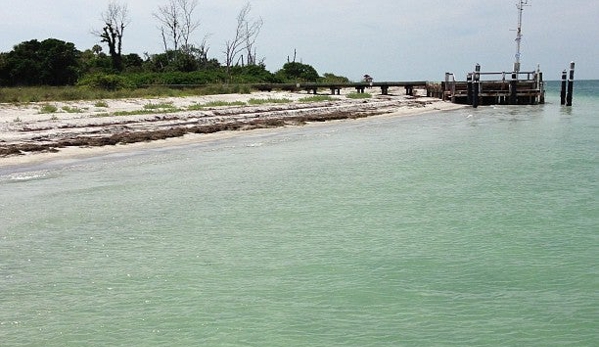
[510, 72, 518, 105]
[566, 61, 575, 106]
[560, 70, 567, 105]
[466, 73, 473, 105]
[472, 64, 480, 108]
[539, 72, 544, 104]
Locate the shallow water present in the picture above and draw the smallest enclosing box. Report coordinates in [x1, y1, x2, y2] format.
[1, 81, 598, 346]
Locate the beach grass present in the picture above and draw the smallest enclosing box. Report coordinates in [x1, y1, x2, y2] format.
[188, 101, 247, 110]
[298, 95, 335, 103]
[61, 106, 85, 113]
[38, 104, 59, 114]
[248, 98, 292, 105]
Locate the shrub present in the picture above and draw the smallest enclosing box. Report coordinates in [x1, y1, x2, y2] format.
[94, 100, 109, 108]
[39, 104, 58, 114]
[61, 106, 84, 113]
[275, 62, 319, 82]
[77, 73, 134, 91]
[320, 73, 350, 83]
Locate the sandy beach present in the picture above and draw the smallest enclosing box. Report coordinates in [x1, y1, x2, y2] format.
[0, 87, 464, 168]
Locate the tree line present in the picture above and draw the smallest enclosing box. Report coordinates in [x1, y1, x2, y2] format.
[0, 0, 348, 89]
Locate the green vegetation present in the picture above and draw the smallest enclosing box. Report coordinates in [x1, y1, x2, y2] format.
[275, 62, 319, 82]
[346, 92, 372, 99]
[299, 95, 336, 103]
[320, 73, 350, 84]
[94, 100, 109, 108]
[143, 102, 177, 110]
[0, 39, 79, 86]
[88, 100, 253, 117]
[248, 98, 292, 105]
[61, 106, 85, 113]
[187, 101, 247, 110]
[39, 104, 59, 114]
[0, 33, 353, 103]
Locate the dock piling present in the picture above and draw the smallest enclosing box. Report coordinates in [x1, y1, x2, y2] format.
[566, 61, 575, 107]
[510, 72, 518, 105]
[466, 73, 473, 105]
[472, 64, 481, 108]
[560, 70, 567, 105]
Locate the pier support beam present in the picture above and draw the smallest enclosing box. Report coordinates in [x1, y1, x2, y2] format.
[566, 61, 575, 106]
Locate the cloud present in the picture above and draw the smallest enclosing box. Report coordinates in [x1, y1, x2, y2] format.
[1, 0, 597, 80]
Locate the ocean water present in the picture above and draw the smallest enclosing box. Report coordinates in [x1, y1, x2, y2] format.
[1, 81, 598, 346]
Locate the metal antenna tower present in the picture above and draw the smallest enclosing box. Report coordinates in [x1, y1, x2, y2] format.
[514, 0, 529, 75]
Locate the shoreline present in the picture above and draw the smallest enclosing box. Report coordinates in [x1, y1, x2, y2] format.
[0, 88, 465, 170]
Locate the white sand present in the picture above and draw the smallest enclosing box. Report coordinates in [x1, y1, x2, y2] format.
[0, 87, 465, 168]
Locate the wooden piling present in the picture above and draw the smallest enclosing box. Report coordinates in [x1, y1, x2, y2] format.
[566, 61, 575, 106]
[510, 72, 518, 105]
[472, 64, 481, 108]
[538, 72, 544, 104]
[560, 70, 567, 105]
[466, 73, 473, 105]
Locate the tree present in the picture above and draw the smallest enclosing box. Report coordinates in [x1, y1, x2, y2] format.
[0, 39, 80, 86]
[93, 1, 130, 72]
[223, 2, 263, 79]
[79, 46, 112, 76]
[154, 0, 202, 53]
[275, 62, 319, 82]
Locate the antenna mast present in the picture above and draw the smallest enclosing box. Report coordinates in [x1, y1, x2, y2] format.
[514, 0, 529, 75]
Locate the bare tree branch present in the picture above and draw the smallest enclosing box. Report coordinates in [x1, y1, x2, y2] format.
[153, 0, 181, 51]
[224, 2, 262, 78]
[178, 0, 201, 51]
[154, 0, 201, 53]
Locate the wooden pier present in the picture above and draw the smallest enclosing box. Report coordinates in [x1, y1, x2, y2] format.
[441, 66, 545, 107]
[252, 81, 428, 96]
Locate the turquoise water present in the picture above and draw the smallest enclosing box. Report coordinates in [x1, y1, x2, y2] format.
[1, 81, 598, 346]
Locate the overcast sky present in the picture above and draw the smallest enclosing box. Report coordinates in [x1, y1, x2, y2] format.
[1, 0, 597, 81]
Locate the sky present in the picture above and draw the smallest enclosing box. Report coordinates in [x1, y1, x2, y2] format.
[1, 0, 598, 81]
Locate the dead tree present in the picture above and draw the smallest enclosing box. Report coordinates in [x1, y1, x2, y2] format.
[93, 1, 130, 72]
[154, 0, 201, 53]
[223, 2, 263, 78]
[154, 1, 181, 51]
